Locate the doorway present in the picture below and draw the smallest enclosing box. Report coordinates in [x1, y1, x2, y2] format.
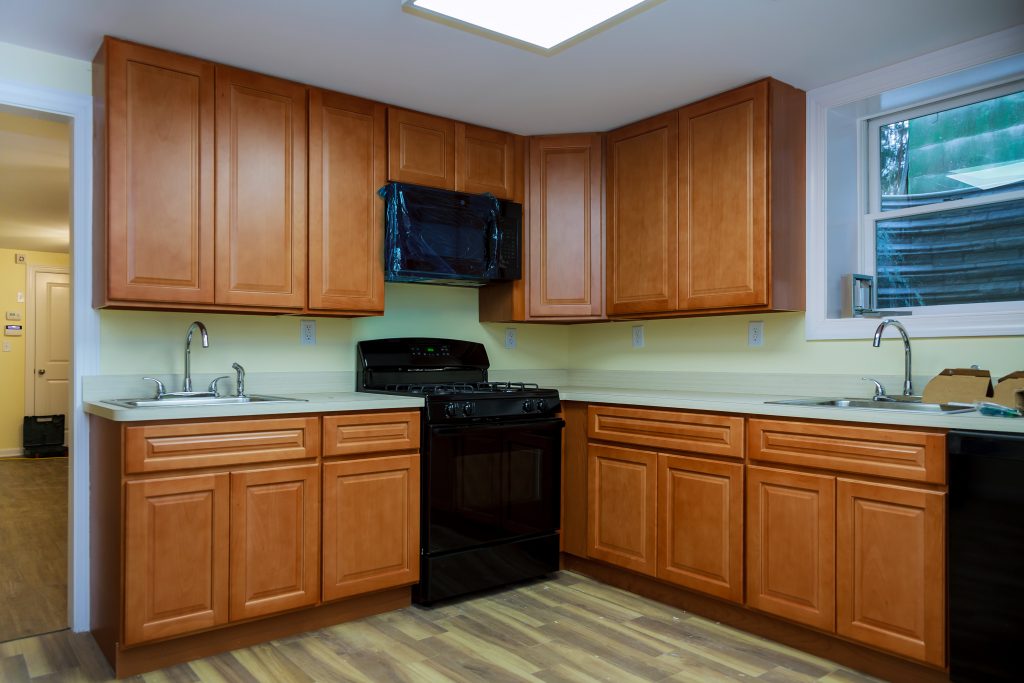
[0, 104, 71, 642]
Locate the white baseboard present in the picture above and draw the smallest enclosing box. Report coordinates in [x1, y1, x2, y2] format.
[0, 447, 25, 457]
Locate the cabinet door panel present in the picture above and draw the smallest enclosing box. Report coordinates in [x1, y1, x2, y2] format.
[658, 455, 743, 602]
[746, 466, 835, 631]
[229, 464, 319, 620]
[587, 443, 657, 575]
[837, 479, 945, 666]
[388, 108, 456, 189]
[124, 473, 229, 644]
[105, 40, 215, 303]
[215, 66, 306, 308]
[679, 82, 767, 309]
[308, 89, 385, 312]
[457, 123, 517, 199]
[607, 112, 678, 315]
[323, 455, 420, 601]
[529, 134, 604, 318]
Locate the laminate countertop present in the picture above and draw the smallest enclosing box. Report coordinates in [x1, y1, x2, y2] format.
[83, 386, 1024, 434]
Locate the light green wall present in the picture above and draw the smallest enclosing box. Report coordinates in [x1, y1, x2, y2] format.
[0, 41, 91, 96]
[566, 312, 1023, 379]
[98, 284, 569, 377]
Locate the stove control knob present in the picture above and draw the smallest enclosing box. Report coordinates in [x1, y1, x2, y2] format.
[536, 398, 547, 412]
[462, 402, 475, 416]
[522, 399, 536, 413]
[444, 402, 459, 418]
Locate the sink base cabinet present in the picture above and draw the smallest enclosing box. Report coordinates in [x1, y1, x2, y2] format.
[90, 412, 419, 678]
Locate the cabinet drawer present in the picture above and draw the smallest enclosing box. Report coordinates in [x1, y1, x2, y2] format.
[322, 411, 420, 457]
[748, 419, 945, 484]
[125, 417, 319, 473]
[588, 405, 743, 458]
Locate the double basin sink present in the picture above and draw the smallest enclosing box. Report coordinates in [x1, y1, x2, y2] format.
[767, 397, 975, 414]
[104, 394, 306, 409]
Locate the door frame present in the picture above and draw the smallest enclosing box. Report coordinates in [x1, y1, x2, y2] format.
[24, 265, 70, 427]
[0, 80, 98, 633]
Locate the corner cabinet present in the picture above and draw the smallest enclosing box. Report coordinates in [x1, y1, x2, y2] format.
[606, 78, 805, 318]
[91, 410, 420, 678]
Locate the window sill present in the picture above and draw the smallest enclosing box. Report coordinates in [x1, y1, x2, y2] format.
[805, 307, 1024, 340]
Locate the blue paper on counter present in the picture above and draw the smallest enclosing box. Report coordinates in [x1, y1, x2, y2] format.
[379, 182, 521, 286]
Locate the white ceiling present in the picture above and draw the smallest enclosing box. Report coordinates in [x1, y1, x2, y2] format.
[0, 1, 1021, 135]
[0, 108, 70, 253]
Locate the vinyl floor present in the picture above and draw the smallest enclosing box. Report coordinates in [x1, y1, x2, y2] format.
[0, 571, 885, 682]
[0, 456, 68, 643]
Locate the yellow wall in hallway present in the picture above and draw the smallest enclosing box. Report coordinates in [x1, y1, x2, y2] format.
[0, 249, 70, 452]
[566, 312, 1023, 379]
[98, 283, 569, 378]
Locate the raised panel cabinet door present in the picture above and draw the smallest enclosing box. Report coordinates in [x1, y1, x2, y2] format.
[215, 66, 307, 308]
[746, 465, 836, 631]
[679, 81, 768, 309]
[387, 108, 456, 189]
[607, 112, 679, 315]
[229, 464, 319, 621]
[456, 123, 518, 199]
[836, 478, 945, 666]
[322, 455, 420, 601]
[528, 134, 604, 318]
[587, 443, 658, 576]
[657, 455, 744, 602]
[308, 89, 386, 313]
[124, 473, 229, 645]
[104, 39, 215, 303]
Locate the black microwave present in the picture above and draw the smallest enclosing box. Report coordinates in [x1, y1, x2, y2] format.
[379, 182, 522, 286]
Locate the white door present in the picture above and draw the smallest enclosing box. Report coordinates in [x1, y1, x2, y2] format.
[30, 270, 70, 425]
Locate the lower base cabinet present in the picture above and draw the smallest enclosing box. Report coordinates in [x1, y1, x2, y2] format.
[587, 444, 658, 576]
[322, 454, 420, 601]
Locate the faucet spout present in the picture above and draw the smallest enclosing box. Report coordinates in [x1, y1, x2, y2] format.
[184, 321, 209, 392]
[872, 319, 913, 396]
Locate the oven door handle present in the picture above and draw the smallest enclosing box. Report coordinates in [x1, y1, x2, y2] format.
[430, 417, 565, 435]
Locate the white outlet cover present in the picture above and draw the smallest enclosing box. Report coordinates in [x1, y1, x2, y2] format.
[504, 327, 517, 349]
[300, 319, 316, 345]
[16, 292, 24, 303]
[2, 342, 11, 352]
[748, 321, 765, 347]
[632, 325, 645, 348]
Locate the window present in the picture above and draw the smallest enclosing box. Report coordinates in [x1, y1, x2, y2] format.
[806, 27, 1024, 339]
[867, 85, 1024, 310]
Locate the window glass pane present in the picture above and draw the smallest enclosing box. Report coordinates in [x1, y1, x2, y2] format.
[879, 89, 1024, 210]
[876, 198, 1024, 307]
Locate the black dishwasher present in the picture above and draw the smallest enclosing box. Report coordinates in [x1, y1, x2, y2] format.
[949, 430, 1024, 682]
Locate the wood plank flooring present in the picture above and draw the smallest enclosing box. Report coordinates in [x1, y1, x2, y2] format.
[0, 571, 885, 682]
[0, 457, 68, 643]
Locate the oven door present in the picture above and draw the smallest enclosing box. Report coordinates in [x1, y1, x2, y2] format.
[424, 417, 563, 555]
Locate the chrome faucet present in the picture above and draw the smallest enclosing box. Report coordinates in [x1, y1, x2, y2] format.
[872, 319, 913, 396]
[183, 321, 209, 392]
[232, 362, 246, 398]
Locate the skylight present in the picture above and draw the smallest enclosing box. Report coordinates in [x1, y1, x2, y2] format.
[404, 0, 651, 52]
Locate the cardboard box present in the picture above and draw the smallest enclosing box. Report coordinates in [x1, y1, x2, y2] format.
[993, 371, 1024, 409]
[921, 368, 993, 404]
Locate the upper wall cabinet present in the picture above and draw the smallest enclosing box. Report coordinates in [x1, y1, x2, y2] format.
[308, 89, 386, 314]
[214, 66, 307, 309]
[95, 38, 216, 306]
[386, 107, 522, 201]
[480, 133, 605, 322]
[607, 78, 805, 318]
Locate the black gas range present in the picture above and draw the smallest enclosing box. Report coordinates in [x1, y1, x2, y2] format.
[357, 338, 563, 605]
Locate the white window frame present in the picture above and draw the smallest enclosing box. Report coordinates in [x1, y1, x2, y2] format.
[806, 25, 1024, 340]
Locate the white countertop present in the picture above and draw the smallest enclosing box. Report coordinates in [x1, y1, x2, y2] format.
[556, 385, 1024, 434]
[83, 392, 424, 422]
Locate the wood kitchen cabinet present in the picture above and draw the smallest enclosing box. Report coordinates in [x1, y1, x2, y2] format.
[587, 443, 658, 576]
[229, 464, 320, 620]
[94, 38, 216, 306]
[480, 133, 605, 322]
[124, 473, 229, 645]
[606, 79, 805, 318]
[457, 123, 521, 199]
[308, 89, 386, 314]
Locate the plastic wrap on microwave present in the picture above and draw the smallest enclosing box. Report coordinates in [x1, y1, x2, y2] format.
[379, 182, 511, 285]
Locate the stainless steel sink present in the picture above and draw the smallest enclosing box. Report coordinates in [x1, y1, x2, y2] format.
[767, 397, 975, 414]
[103, 394, 306, 408]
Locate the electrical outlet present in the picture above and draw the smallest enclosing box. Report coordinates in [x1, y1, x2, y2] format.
[14, 253, 26, 264]
[748, 321, 765, 347]
[16, 292, 24, 303]
[632, 325, 645, 349]
[299, 319, 316, 346]
[2, 342, 11, 353]
[504, 327, 517, 349]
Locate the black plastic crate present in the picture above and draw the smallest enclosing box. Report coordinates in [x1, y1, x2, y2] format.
[23, 414, 66, 457]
